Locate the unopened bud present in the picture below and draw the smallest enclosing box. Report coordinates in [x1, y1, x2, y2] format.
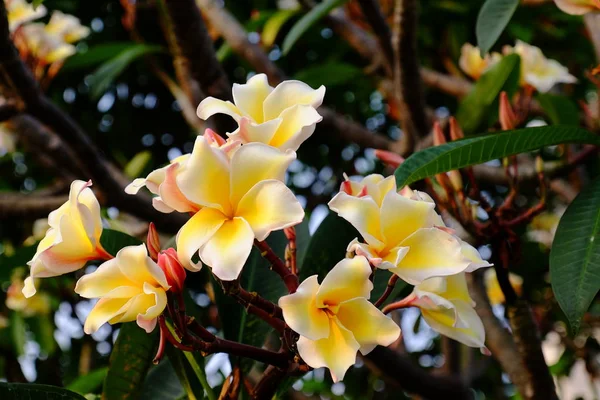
[147, 223, 160, 261]
[499, 91, 517, 131]
[157, 248, 186, 293]
[535, 156, 544, 174]
[449, 117, 464, 141]
[204, 128, 226, 146]
[374, 149, 404, 168]
[447, 170, 464, 192]
[433, 122, 446, 146]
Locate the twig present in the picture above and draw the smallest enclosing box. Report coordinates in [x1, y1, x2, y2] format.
[356, 0, 394, 74]
[374, 274, 399, 308]
[0, 193, 67, 219]
[254, 240, 299, 293]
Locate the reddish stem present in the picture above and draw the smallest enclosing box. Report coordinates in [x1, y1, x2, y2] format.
[374, 274, 399, 308]
[382, 294, 416, 314]
[254, 240, 299, 293]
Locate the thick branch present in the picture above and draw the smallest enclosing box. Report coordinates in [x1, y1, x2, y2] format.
[356, 0, 394, 73]
[0, 192, 67, 218]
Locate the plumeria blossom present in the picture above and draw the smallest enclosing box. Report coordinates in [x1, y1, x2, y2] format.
[6, 272, 50, 317]
[5, 0, 47, 31]
[484, 269, 524, 306]
[504, 40, 577, 93]
[459, 43, 502, 80]
[23, 180, 108, 299]
[329, 174, 490, 285]
[406, 273, 486, 349]
[75, 244, 169, 334]
[279, 256, 400, 382]
[19, 23, 77, 63]
[173, 136, 304, 280]
[125, 129, 239, 214]
[553, 0, 600, 14]
[45, 11, 90, 43]
[197, 74, 325, 151]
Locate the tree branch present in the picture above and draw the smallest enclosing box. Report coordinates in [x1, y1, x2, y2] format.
[0, 192, 67, 219]
[356, 0, 394, 74]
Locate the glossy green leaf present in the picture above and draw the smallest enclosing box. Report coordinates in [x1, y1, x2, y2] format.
[0, 244, 37, 283]
[124, 151, 152, 178]
[140, 359, 185, 400]
[99, 229, 142, 257]
[88, 44, 163, 99]
[28, 314, 57, 356]
[293, 62, 362, 88]
[62, 43, 142, 71]
[102, 322, 158, 400]
[0, 383, 86, 400]
[282, 0, 349, 55]
[66, 367, 108, 395]
[476, 0, 519, 55]
[262, 9, 299, 47]
[394, 126, 600, 188]
[32, 0, 44, 9]
[550, 177, 600, 333]
[456, 54, 521, 133]
[536, 93, 580, 126]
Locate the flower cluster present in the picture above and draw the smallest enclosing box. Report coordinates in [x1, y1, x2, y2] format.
[459, 40, 576, 93]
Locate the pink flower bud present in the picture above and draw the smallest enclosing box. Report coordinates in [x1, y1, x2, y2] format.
[499, 91, 517, 131]
[374, 149, 404, 168]
[433, 121, 447, 146]
[449, 117, 464, 141]
[204, 128, 226, 146]
[157, 248, 186, 293]
[146, 222, 161, 261]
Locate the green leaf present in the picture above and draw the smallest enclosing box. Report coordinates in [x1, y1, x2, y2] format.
[295, 218, 310, 274]
[536, 93, 580, 126]
[550, 177, 600, 333]
[456, 54, 521, 133]
[0, 244, 37, 283]
[62, 43, 142, 71]
[28, 314, 56, 356]
[10, 312, 26, 356]
[124, 151, 152, 178]
[282, 0, 350, 55]
[66, 367, 108, 395]
[99, 229, 142, 257]
[140, 359, 185, 400]
[102, 322, 158, 400]
[476, 0, 519, 55]
[0, 383, 86, 400]
[394, 126, 600, 188]
[32, 0, 44, 10]
[262, 9, 299, 47]
[88, 44, 163, 99]
[293, 62, 362, 88]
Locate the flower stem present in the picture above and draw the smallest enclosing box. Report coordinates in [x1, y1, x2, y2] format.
[254, 239, 299, 293]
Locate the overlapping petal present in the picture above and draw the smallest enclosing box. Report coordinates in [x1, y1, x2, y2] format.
[328, 193, 383, 249]
[279, 276, 330, 340]
[263, 80, 325, 121]
[316, 256, 373, 308]
[232, 74, 273, 122]
[176, 207, 227, 271]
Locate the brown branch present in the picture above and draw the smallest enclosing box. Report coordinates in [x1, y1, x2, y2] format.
[254, 240, 299, 293]
[0, 192, 67, 218]
[356, 0, 394, 74]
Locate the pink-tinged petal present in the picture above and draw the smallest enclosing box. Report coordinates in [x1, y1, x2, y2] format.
[461, 242, 492, 272]
[152, 197, 175, 213]
[22, 276, 37, 298]
[159, 163, 198, 213]
[328, 192, 384, 249]
[74, 258, 131, 298]
[379, 191, 437, 248]
[176, 207, 227, 272]
[263, 81, 325, 121]
[177, 136, 232, 214]
[422, 300, 485, 348]
[114, 245, 169, 289]
[553, 0, 599, 15]
[236, 180, 304, 241]
[232, 74, 273, 122]
[347, 239, 383, 267]
[269, 104, 322, 151]
[390, 228, 471, 285]
[232, 117, 281, 145]
[279, 276, 330, 340]
[139, 282, 167, 321]
[197, 97, 243, 122]
[83, 297, 129, 334]
[198, 217, 254, 281]
[229, 143, 295, 208]
[75, 181, 102, 241]
[316, 256, 373, 308]
[136, 316, 158, 333]
[380, 246, 410, 269]
[336, 298, 400, 354]
[296, 317, 359, 383]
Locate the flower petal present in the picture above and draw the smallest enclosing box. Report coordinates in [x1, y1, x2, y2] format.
[158, 163, 198, 213]
[229, 142, 295, 208]
[380, 191, 437, 248]
[337, 298, 400, 354]
[198, 217, 254, 281]
[233, 117, 281, 146]
[232, 74, 273, 122]
[197, 97, 243, 122]
[296, 317, 359, 383]
[74, 258, 131, 298]
[176, 207, 227, 272]
[263, 81, 325, 121]
[279, 275, 330, 340]
[390, 228, 471, 285]
[316, 256, 373, 308]
[236, 180, 304, 241]
[461, 242, 492, 272]
[83, 297, 129, 334]
[115, 245, 169, 289]
[269, 104, 322, 151]
[177, 136, 231, 214]
[422, 300, 485, 348]
[328, 192, 384, 249]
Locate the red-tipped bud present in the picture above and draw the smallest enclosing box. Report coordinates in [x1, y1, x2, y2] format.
[341, 179, 354, 195]
[449, 117, 464, 141]
[147, 223, 161, 261]
[447, 170, 464, 192]
[157, 248, 186, 293]
[374, 149, 404, 168]
[433, 121, 447, 146]
[499, 91, 517, 131]
[284, 226, 296, 241]
[204, 128, 226, 146]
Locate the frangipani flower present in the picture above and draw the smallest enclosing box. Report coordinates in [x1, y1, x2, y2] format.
[23, 180, 107, 299]
[329, 175, 489, 284]
[125, 130, 239, 214]
[197, 74, 325, 151]
[20, 23, 76, 63]
[553, 0, 600, 15]
[175, 136, 304, 280]
[7, 273, 50, 317]
[504, 40, 577, 93]
[484, 269, 524, 306]
[75, 244, 169, 334]
[279, 256, 400, 382]
[6, 0, 47, 31]
[409, 273, 486, 349]
[45, 11, 90, 43]
[459, 43, 502, 80]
